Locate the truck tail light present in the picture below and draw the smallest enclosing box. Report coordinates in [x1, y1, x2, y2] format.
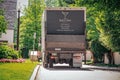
[50, 56, 55, 59]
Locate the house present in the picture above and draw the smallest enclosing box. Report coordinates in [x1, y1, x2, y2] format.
[0, 0, 17, 47]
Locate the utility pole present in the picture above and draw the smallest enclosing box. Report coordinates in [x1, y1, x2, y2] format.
[17, 9, 20, 50]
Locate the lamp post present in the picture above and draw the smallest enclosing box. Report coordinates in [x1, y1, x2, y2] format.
[16, 8, 20, 50]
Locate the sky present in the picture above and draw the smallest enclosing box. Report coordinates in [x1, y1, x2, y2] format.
[17, 0, 28, 16]
[17, 0, 28, 10]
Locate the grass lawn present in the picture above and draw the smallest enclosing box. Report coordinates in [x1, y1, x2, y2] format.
[0, 59, 39, 80]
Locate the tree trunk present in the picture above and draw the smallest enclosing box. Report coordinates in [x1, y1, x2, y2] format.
[91, 52, 95, 64]
[92, 53, 98, 63]
[90, 51, 99, 64]
[111, 52, 115, 65]
[107, 51, 112, 64]
[107, 50, 115, 64]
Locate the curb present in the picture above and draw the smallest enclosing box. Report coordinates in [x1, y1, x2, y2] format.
[34, 64, 41, 80]
[88, 67, 120, 72]
[83, 65, 120, 72]
[30, 64, 40, 80]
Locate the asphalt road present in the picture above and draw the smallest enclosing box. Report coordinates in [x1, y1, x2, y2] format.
[36, 64, 120, 80]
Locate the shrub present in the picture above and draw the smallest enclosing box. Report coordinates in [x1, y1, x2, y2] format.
[0, 45, 19, 59]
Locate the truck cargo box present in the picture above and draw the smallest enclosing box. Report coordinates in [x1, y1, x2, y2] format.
[41, 7, 86, 68]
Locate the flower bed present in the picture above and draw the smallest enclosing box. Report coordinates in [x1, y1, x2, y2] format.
[0, 58, 25, 63]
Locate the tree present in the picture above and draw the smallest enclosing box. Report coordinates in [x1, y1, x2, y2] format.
[0, 1, 7, 35]
[0, 15, 7, 34]
[90, 40, 109, 63]
[45, 0, 59, 7]
[79, 0, 120, 64]
[19, 0, 45, 58]
[45, 0, 68, 7]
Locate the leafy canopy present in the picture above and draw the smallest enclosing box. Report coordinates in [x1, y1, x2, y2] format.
[20, 0, 45, 52]
[0, 2, 7, 34]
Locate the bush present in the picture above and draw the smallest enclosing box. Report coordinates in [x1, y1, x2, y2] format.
[0, 45, 19, 59]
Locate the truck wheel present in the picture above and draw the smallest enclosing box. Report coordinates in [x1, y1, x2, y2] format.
[69, 59, 73, 68]
[43, 54, 48, 68]
[49, 59, 53, 68]
[43, 62, 48, 68]
[44, 64, 48, 68]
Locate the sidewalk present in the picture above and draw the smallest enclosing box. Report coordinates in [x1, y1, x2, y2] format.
[83, 64, 120, 72]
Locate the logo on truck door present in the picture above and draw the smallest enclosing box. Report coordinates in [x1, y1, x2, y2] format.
[62, 11, 69, 20]
[59, 11, 71, 22]
[58, 11, 73, 32]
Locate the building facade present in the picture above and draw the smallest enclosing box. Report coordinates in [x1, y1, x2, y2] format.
[0, 0, 17, 47]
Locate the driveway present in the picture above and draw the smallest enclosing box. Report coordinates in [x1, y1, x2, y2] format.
[36, 64, 120, 80]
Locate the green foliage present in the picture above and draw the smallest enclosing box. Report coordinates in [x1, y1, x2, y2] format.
[0, 1, 7, 34]
[0, 45, 19, 59]
[0, 9, 7, 34]
[45, 0, 59, 7]
[98, 10, 120, 52]
[0, 15, 7, 33]
[0, 0, 3, 3]
[64, 0, 75, 4]
[45, 0, 67, 7]
[20, 0, 45, 53]
[90, 40, 109, 62]
[79, 0, 120, 64]
[88, 0, 120, 52]
[58, 0, 67, 7]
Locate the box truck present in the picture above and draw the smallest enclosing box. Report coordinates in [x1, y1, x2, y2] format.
[41, 7, 86, 68]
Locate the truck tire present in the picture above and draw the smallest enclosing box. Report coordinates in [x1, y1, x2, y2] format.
[49, 59, 53, 68]
[43, 62, 48, 68]
[69, 59, 73, 68]
[44, 54, 48, 68]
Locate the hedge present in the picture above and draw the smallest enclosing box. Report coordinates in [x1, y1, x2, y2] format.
[0, 45, 19, 59]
